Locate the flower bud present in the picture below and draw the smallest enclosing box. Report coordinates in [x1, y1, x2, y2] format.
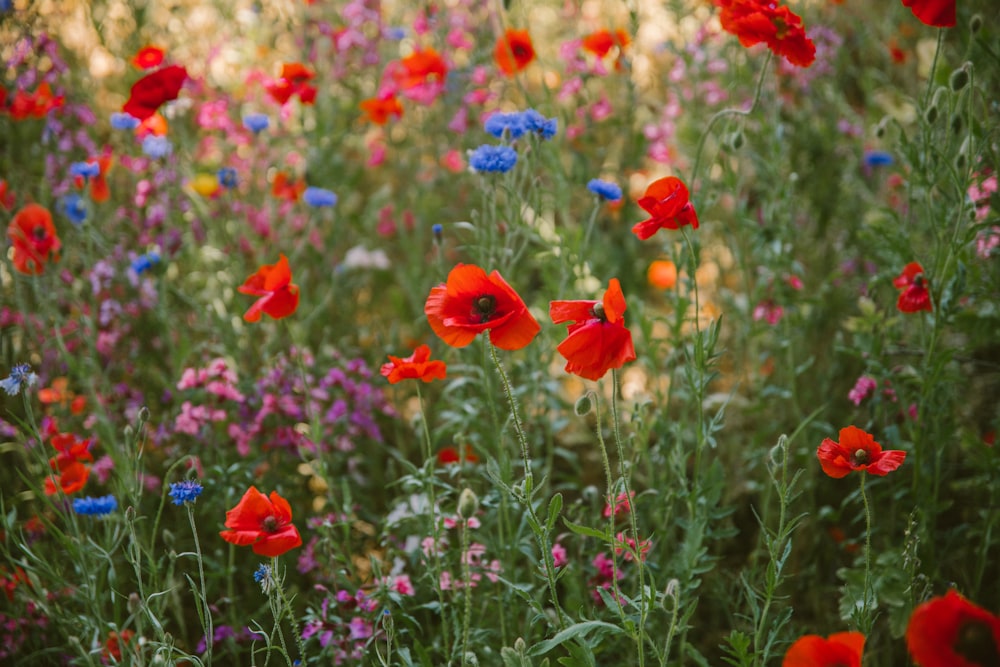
[924, 87, 948, 125]
[574, 393, 593, 416]
[970, 14, 983, 34]
[950, 112, 964, 136]
[457, 488, 479, 520]
[949, 63, 970, 92]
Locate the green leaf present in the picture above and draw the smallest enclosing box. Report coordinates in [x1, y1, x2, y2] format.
[528, 621, 623, 657]
[562, 517, 610, 542]
[546, 493, 562, 533]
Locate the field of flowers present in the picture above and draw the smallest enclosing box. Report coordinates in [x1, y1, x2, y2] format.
[1, 0, 998, 664]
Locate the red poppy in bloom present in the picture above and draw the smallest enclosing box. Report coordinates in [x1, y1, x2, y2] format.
[437, 445, 479, 465]
[550, 278, 637, 381]
[271, 172, 307, 202]
[424, 264, 540, 351]
[906, 590, 1000, 667]
[104, 629, 136, 662]
[782, 632, 865, 667]
[123, 64, 188, 121]
[265, 63, 316, 106]
[581, 29, 630, 59]
[494, 28, 536, 76]
[360, 95, 404, 124]
[44, 459, 90, 495]
[893, 262, 933, 313]
[132, 46, 165, 69]
[7, 82, 64, 119]
[7, 204, 61, 275]
[0, 179, 14, 210]
[219, 486, 303, 557]
[238, 254, 300, 323]
[901, 0, 956, 28]
[394, 48, 449, 90]
[381, 344, 447, 384]
[632, 176, 700, 240]
[817, 425, 906, 478]
[716, 0, 817, 68]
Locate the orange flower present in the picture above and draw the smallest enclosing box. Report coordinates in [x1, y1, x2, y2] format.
[394, 48, 448, 90]
[893, 262, 932, 313]
[906, 590, 1000, 667]
[632, 176, 699, 240]
[549, 278, 636, 381]
[816, 426, 906, 478]
[39, 378, 87, 415]
[136, 112, 168, 138]
[581, 29, 630, 59]
[219, 486, 303, 557]
[360, 95, 404, 124]
[380, 344, 447, 384]
[716, 0, 816, 68]
[238, 254, 300, 323]
[901, 0, 955, 28]
[647, 260, 677, 290]
[7, 204, 61, 274]
[782, 632, 865, 667]
[425, 264, 540, 351]
[132, 46, 165, 69]
[494, 28, 536, 76]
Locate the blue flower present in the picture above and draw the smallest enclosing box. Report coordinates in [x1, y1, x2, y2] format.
[432, 223, 443, 239]
[131, 251, 161, 275]
[110, 112, 140, 130]
[469, 145, 518, 174]
[586, 179, 623, 202]
[142, 135, 173, 159]
[73, 495, 118, 516]
[384, 27, 406, 40]
[60, 194, 89, 225]
[522, 109, 558, 140]
[169, 480, 203, 505]
[243, 113, 270, 134]
[303, 187, 338, 208]
[863, 150, 894, 168]
[253, 563, 273, 593]
[217, 167, 238, 189]
[69, 161, 100, 180]
[484, 112, 528, 140]
[1, 363, 37, 396]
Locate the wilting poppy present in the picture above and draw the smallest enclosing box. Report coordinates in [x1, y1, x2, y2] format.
[123, 64, 188, 120]
[782, 632, 865, 667]
[360, 95, 403, 124]
[893, 262, 933, 313]
[816, 425, 906, 478]
[632, 176, 699, 240]
[380, 344, 447, 384]
[901, 0, 956, 28]
[906, 590, 1000, 667]
[132, 46, 165, 69]
[550, 278, 636, 381]
[494, 28, 536, 76]
[716, 0, 816, 68]
[7, 204, 61, 274]
[424, 264, 540, 351]
[238, 254, 300, 323]
[219, 486, 303, 557]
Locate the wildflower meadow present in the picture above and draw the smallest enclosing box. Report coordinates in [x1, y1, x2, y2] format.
[2, 0, 999, 665]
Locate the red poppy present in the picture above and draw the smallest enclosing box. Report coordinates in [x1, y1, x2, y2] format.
[123, 64, 188, 121]
[817, 425, 906, 478]
[901, 0, 956, 28]
[7, 82, 64, 119]
[238, 254, 300, 323]
[44, 459, 90, 495]
[581, 29, 630, 59]
[266, 63, 316, 106]
[0, 179, 14, 210]
[782, 632, 865, 667]
[360, 95, 403, 124]
[39, 378, 88, 415]
[50, 432, 93, 467]
[393, 48, 448, 90]
[271, 172, 306, 202]
[437, 445, 479, 465]
[219, 486, 303, 557]
[716, 0, 816, 68]
[424, 264, 540, 351]
[906, 590, 1000, 667]
[549, 278, 637, 381]
[381, 344, 447, 384]
[494, 28, 536, 76]
[632, 176, 699, 240]
[132, 46, 165, 70]
[7, 204, 61, 275]
[104, 629, 136, 662]
[893, 262, 933, 313]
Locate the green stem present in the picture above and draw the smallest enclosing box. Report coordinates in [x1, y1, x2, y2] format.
[187, 505, 213, 666]
[591, 389, 627, 622]
[460, 521, 473, 667]
[859, 473, 873, 632]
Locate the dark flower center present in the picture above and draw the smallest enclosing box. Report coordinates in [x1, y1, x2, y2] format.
[32, 225, 48, 241]
[591, 303, 607, 322]
[512, 44, 531, 59]
[473, 295, 497, 323]
[261, 515, 280, 533]
[955, 620, 1000, 667]
[852, 449, 868, 465]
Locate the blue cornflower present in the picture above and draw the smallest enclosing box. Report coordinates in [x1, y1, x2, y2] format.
[243, 113, 270, 134]
[60, 194, 89, 225]
[468, 145, 518, 174]
[73, 495, 118, 516]
[110, 112, 141, 130]
[586, 179, 623, 202]
[484, 112, 528, 140]
[169, 480, 203, 505]
[253, 563, 273, 593]
[432, 223, 443, 240]
[69, 161, 100, 180]
[863, 150, 894, 168]
[384, 26, 406, 40]
[142, 135, 173, 158]
[1, 363, 38, 396]
[522, 109, 558, 140]
[303, 187, 338, 208]
[217, 167, 238, 189]
[131, 250, 161, 275]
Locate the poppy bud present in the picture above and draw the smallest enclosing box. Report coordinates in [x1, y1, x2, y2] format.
[574, 393, 593, 416]
[457, 488, 479, 520]
[949, 63, 970, 92]
[924, 87, 947, 125]
[950, 112, 964, 136]
[726, 130, 745, 151]
[875, 117, 889, 138]
[970, 14, 983, 34]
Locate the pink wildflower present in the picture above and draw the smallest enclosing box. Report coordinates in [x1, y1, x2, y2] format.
[848, 375, 878, 406]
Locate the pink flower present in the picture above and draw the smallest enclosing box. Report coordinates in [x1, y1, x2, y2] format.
[551, 543, 568, 568]
[615, 532, 651, 562]
[752, 300, 784, 326]
[848, 375, 878, 406]
[603, 491, 635, 519]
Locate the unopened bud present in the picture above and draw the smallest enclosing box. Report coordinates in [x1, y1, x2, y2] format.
[128, 592, 141, 613]
[925, 87, 948, 125]
[457, 488, 479, 520]
[137, 406, 150, 423]
[949, 63, 970, 92]
[970, 14, 983, 34]
[574, 393, 593, 416]
[726, 130, 744, 151]
[950, 112, 964, 135]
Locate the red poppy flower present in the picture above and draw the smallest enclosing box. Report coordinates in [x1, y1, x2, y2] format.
[123, 64, 188, 121]
[906, 590, 1000, 667]
[271, 172, 306, 202]
[581, 29, 630, 59]
[381, 344, 447, 384]
[817, 426, 906, 478]
[238, 254, 300, 323]
[104, 629, 136, 662]
[360, 95, 403, 124]
[424, 264, 540, 351]
[716, 0, 816, 68]
[494, 28, 536, 76]
[394, 48, 448, 90]
[782, 632, 865, 667]
[0, 179, 14, 210]
[7, 82, 64, 119]
[549, 278, 637, 381]
[50, 432, 93, 467]
[437, 445, 479, 465]
[901, 0, 956, 28]
[38, 378, 87, 415]
[7, 204, 61, 275]
[219, 486, 303, 557]
[44, 459, 90, 495]
[266, 63, 316, 106]
[132, 46, 165, 70]
[632, 176, 699, 240]
[893, 262, 933, 313]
